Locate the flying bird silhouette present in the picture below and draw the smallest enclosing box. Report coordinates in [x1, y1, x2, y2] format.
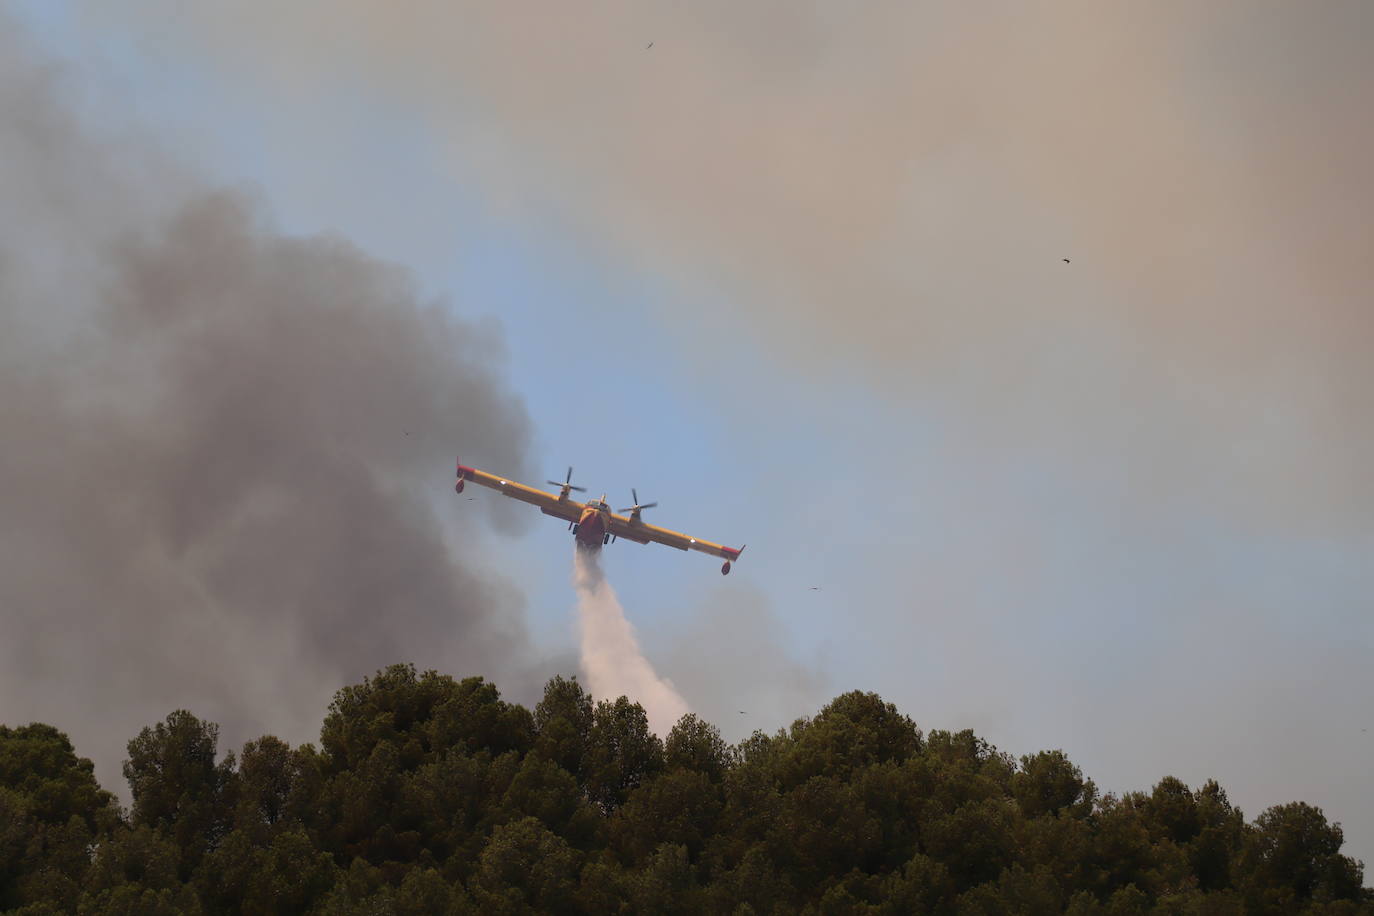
[645, 41, 653, 49]
[1063, 258, 1070, 263]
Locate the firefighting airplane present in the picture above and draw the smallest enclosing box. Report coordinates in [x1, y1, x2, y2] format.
[456, 461, 745, 574]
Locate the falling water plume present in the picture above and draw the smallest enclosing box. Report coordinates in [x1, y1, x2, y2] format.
[572, 547, 689, 735]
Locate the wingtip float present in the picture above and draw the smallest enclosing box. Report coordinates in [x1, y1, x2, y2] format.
[456, 458, 745, 574]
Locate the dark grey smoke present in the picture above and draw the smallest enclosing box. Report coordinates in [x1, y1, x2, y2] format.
[0, 22, 538, 796]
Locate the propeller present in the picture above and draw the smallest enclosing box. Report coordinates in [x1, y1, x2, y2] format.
[620, 488, 658, 515]
[546, 466, 587, 493]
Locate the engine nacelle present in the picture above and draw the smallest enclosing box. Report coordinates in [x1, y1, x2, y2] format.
[454, 479, 465, 494]
[721, 561, 731, 575]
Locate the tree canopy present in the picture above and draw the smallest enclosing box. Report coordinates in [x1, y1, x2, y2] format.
[2, 665, 1368, 914]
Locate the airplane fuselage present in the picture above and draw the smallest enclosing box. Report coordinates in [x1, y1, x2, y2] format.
[573, 505, 608, 550]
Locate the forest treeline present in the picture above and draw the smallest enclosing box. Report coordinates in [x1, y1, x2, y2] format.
[2, 664, 1369, 914]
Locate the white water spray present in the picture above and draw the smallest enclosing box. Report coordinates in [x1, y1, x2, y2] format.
[572, 548, 689, 736]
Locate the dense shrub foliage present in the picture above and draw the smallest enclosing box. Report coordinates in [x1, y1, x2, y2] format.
[2, 665, 1369, 913]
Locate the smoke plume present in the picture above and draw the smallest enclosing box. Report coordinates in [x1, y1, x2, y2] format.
[572, 548, 689, 736]
[0, 21, 539, 795]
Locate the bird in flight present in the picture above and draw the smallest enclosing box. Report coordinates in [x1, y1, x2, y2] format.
[808, 586, 821, 591]
[1063, 258, 1070, 263]
[645, 41, 653, 49]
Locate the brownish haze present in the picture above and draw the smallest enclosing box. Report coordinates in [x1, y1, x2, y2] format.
[99, 1, 1373, 532]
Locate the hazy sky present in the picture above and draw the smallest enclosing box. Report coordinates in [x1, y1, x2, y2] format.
[3, 1, 1371, 868]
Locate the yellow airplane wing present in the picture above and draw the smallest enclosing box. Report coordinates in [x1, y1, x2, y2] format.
[606, 513, 744, 563]
[456, 461, 584, 523]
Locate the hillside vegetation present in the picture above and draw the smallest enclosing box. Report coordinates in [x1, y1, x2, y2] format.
[2, 664, 1368, 914]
